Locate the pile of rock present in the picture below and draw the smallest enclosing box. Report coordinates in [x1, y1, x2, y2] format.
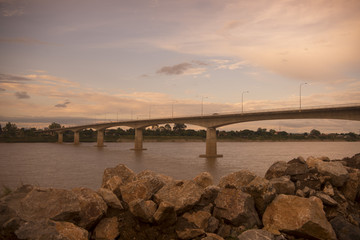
[1, 153, 360, 240]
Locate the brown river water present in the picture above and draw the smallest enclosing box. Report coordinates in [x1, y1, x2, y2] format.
[0, 142, 359, 190]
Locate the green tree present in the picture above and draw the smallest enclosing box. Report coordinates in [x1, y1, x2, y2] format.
[3, 122, 17, 137]
[173, 123, 187, 131]
[48, 122, 61, 129]
[310, 129, 321, 137]
[0, 124, 2, 135]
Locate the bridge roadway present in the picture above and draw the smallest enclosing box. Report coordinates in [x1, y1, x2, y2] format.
[51, 105, 360, 158]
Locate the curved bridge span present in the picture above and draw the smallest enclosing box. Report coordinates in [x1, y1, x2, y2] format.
[52, 105, 360, 158]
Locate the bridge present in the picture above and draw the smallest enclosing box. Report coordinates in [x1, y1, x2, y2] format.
[50, 105, 360, 158]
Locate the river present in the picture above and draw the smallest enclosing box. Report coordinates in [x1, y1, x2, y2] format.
[0, 142, 359, 190]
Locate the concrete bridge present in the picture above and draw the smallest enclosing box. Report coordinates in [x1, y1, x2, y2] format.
[51, 105, 360, 158]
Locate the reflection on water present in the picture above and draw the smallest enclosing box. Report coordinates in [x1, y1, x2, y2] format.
[0, 142, 359, 190]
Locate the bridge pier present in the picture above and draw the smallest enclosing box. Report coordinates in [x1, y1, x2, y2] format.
[57, 132, 63, 143]
[73, 131, 80, 144]
[200, 127, 223, 158]
[131, 128, 147, 151]
[97, 129, 105, 147]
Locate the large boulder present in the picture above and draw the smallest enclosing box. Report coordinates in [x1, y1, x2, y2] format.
[194, 172, 213, 188]
[72, 188, 107, 230]
[330, 216, 360, 240]
[269, 176, 295, 195]
[262, 194, 336, 240]
[153, 201, 177, 226]
[264, 161, 288, 180]
[102, 164, 136, 188]
[218, 170, 257, 189]
[237, 229, 275, 240]
[97, 188, 123, 209]
[154, 180, 205, 214]
[213, 188, 261, 228]
[15, 219, 88, 240]
[128, 199, 157, 223]
[92, 217, 120, 240]
[137, 169, 174, 185]
[182, 210, 211, 229]
[341, 171, 360, 202]
[312, 160, 349, 187]
[120, 176, 165, 204]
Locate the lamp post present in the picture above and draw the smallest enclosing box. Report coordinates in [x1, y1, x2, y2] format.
[300, 83, 307, 110]
[242, 91, 249, 113]
[201, 96, 208, 116]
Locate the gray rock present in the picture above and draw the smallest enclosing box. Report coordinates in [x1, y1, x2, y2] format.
[92, 217, 120, 240]
[15, 219, 88, 240]
[269, 176, 295, 195]
[129, 199, 157, 223]
[330, 216, 360, 240]
[238, 229, 275, 240]
[213, 188, 261, 228]
[265, 161, 288, 180]
[262, 195, 336, 240]
[98, 187, 123, 209]
[154, 180, 205, 214]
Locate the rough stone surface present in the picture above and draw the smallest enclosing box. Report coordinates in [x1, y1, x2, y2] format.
[202, 233, 224, 240]
[92, 217, 119, 240]
[15, 219, 88, 240]
[129, 199, 157, 223]
[182, 210, 211, 229]
[341, 171, 360, 201]
[102, 164, 136, 187]
[153, 201, 177, 225]
[154, 180, 205, 214]
[218, 170, 257, 189]
[237, 229, 275, 240]
[323, 182, 335, 196]
[315, 192, 338, 206]
[314, 160, 349, 187]
[269, 176, 295, 195]
[120, 176, 165, 204]
[330, 216, 360, 240]
[306, 156, 324, 168]
[194, 172, 213, 188]
[98, 187, 123, 209]
[262, 194, 336, 240]
[285, 162, 308, 177]
[206, 216, 219, 233]
[264, 161, 288, 180]
[72, 188, 107, 230]
[197, 185, 219, 208]
[101, 175, 123, 198]
[137, 169, 174, 185]
[213, 188, 261, 228]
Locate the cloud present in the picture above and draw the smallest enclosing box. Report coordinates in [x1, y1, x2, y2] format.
[0, 0, 25, 17]
[54, 100, 71, 108]
[156, 62, 207, 76]
[0, 38, 53, 45]
[15, 91, 30, 99]
[0, 73, 31, 83]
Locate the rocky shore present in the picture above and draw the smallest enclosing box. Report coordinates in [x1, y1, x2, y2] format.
[1, 154, 360, 240]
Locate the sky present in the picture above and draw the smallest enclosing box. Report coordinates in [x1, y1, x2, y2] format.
[0, 0, 360, 133]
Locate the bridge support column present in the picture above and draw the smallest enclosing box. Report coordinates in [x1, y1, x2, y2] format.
[97, 129, 105, 147]
[57, 132, 63, 143]
[200, 127, 223, 158]
[73, 131, 80, 144]
[131, 128, 147, 151]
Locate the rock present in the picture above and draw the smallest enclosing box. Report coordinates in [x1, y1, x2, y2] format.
[72, 188, 107, 230]
[216, 224, 232, 238]
[92, 217, 119, 240]
[264, 161, 288, 180]
[154, 180, 205, 214]
[245, 176, 276, 216]
[182, 210, 211, 229]
[15, 219, 88, 240]
[315, 192, 338, 206]
[237, 229, 275, 240]
[285, 162, 308, 177]
[137, 169, 174, 185]
[194, 172, 213, 188]
[18, 187, 81, 223]
[330, 216, 360, 240]
[197, 185, 220, 208]
[288, 156, 306, 164]
[269, 176, 295, 195]
[295, 189, 305, 197]
[101, 175, 123, 198]
[341, 153, 360, 169]
[120, 176, 165, 204]
[262, 194, 336, 240]
[306, 156, 323, 168]
[98, 188, 123, 209]
[219, 170, 257, 189]
[102, 164, 137, 187]
[314, 160, 349, 187]
[129, 199, 157, 223]
[341, 171, 360, 201]
[153, 201, 177, 226]
[213, 188, 261, 228]
[206, 216, 219, 233]
[323, 182, 335, 196]
[175, 217, 205, 240]
[202, 232, 224, 240]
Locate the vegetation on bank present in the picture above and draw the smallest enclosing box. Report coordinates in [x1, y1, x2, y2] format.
[0, 122, 359, 143]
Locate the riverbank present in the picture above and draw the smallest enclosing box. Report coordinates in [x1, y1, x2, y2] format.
[1, 153, 360, 239]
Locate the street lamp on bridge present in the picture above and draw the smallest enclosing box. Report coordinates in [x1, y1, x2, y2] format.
[242, 91, 249, 113]
[201, 96, 208, 116]
[300, 82, 307, 110]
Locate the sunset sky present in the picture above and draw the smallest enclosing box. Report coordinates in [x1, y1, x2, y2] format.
[0, 0, 359, 133]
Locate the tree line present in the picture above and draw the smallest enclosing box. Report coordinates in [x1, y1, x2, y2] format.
[0, 122, 359, 142]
